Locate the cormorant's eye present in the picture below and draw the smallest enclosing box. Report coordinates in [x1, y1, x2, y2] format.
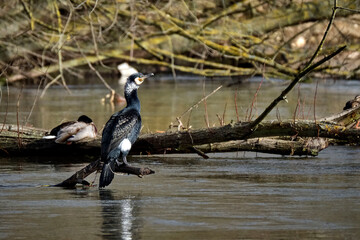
[135, 77, 144, 85]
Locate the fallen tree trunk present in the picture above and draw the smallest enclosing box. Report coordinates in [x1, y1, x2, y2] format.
[132, 119, 359, 155]
[0, 125, 324, 157]
[163, 137, 329, 157]
[1, 106, 358, 157]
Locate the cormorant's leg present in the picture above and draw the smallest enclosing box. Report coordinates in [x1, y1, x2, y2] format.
[356, 120, 360, 129]
[122, 156, 129, 165]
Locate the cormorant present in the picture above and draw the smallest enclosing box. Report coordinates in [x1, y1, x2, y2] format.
[99, 72, 153, 188]
[43, 115, 97, 144]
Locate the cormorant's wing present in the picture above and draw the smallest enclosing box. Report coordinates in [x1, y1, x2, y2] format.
[101, 108, 141, 161]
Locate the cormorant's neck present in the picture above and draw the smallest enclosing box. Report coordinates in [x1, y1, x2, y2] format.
[124, 84, 140, 112]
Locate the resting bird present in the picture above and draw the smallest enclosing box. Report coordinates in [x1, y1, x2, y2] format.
[99, 72, 153, 188]
[43, 115, 97, 144]
[343, 95, 360, 110]
[343, 95, 360, 129]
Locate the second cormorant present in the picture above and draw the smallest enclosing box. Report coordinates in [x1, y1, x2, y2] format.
[99, 72, 153, 188]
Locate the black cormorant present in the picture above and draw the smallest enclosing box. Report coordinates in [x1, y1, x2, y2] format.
[99, 72, 153, 188]
[43, 115, 97, 144]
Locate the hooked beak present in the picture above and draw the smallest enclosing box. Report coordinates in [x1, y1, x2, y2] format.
[143, 73, 154, 79]
[135, 73, 154, 85]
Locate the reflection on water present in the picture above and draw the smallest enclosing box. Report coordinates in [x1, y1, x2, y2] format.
[100, 190, 140, 240]
[1, 78, 360, 239]
[1, 78, 360, 132]
[1, 147, 360, 239]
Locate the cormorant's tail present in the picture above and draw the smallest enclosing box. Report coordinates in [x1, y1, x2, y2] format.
[99, 161, 116, 188]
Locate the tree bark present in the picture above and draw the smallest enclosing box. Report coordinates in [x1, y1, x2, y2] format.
[155, 138, 328, 157]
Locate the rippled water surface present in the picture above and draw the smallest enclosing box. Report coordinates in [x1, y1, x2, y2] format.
[1, 77, 360, 239]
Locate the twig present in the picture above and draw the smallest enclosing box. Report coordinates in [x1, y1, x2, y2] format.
[89, 0, 99, 15]
[313, 79, 320, 137]
[20, 0, 35, 30]
[203, 81, 210, 128]
[24, 78, 44, 125]
[198, 1, 263, 32]
[40, 75, 61, 98]
[272, 22, 318, 61]
[75, 40, 115, 93]
[0, 67, 10, 135]
[103, 0, 119, 33]
[234, 90, 240, 122]
[52, 0, 73, 95]
[336, 6, 360, 13]
[222, 102, 227, 125]
[293, 84, 301, 123]
[16, 86, 24, 148]
[247, 77, 263, 121]
[190, 146, 209, 159]
[177, 85, 222, 121]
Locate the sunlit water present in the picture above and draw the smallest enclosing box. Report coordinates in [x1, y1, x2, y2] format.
[1, 77, 360, 239]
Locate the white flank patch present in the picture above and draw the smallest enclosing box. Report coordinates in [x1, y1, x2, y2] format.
[118, 138, 132, 152]
[42, 135, 56, 139]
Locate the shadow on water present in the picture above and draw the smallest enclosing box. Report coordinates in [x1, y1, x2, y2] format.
[99, 190, 142, 240]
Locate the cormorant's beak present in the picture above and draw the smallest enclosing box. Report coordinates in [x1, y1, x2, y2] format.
[135, 73, 154, 85]
[143, 73, 154, 79]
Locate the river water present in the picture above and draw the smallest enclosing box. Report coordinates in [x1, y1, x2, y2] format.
[1, 77, 360, 239]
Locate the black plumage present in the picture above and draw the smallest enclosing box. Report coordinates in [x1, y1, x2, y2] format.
[99, 72, 153, 188]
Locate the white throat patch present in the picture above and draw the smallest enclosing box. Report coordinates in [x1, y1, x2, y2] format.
[124, 82, 139, 96]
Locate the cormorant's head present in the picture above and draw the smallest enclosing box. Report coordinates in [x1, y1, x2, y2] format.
[125, 73, 154, 97]
[128, 72, 154, 86]
[77, 115, 93, 123]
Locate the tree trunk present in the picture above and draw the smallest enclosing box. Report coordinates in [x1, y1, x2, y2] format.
[1, 106, 358, 157]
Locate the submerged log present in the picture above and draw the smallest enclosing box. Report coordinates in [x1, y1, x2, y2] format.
[54, 159, 155, 188]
